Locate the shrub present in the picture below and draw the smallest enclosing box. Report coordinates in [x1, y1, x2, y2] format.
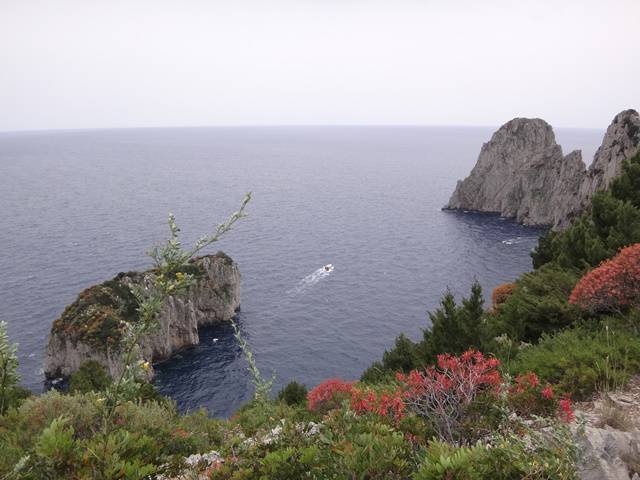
[510, 322, 640, 400]
[0, 321, 20, 415]
[362, 283, 486, 383]
[420, 282, 485, 362]
[360, 334, 417, 384]
[491, 283, 517, 309]
[506, 372, 557, 418]
[569, 243, 640, 313]
[349, 385, 405, 422]
[307, 379, 353, 414]
[69, 360, 113, 394]
[396, 350, 501, 444]
[414, 424, 579, 480]
[277, 381, 308, 406]
[484, 264, 581, 344]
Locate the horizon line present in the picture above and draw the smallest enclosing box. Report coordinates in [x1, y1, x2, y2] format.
[0, 122, 605, 135]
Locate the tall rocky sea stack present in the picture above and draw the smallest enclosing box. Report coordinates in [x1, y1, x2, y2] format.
[44, 252, 241, 380]
[445, 109, 640, 228]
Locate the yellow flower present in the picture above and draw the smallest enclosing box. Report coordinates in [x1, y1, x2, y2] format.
[142, 361, 151, 372]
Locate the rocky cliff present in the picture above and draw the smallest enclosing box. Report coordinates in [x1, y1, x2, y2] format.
[44, 252, 241, 380]
[445, 109, 640, 228]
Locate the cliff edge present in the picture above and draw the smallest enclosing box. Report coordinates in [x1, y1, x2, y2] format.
[44, 252, 241, 380]
[445, 109, 640, 228]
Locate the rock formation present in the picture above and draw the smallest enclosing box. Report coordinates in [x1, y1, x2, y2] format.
[44, 252, 241, 380]
[445, 109, 640, 228]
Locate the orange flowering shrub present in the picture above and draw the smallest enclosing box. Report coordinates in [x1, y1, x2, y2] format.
[491, 283, 517, 308]
[569, 243, 640, 312]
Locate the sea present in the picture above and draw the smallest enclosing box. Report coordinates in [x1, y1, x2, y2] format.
[0, 125, 603, 417]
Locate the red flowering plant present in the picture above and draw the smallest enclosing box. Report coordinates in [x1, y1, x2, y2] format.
[395, 350, 502, 443]
[350, 386, 405, 423]
[558, 395, 575, 423]
[307, 378, 354, 414]
[506, 372, 557, 418]
[569, 243, 640, 313]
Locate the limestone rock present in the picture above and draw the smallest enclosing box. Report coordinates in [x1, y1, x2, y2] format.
[575, 425, 640, 480]
[44, 252, 241, 380]
[578, 109, 640, 204]
[445, 109, 640, 228]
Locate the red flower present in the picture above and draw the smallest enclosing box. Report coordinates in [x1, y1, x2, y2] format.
[558, 396, 575, 423]
[541, 385, 554, 399]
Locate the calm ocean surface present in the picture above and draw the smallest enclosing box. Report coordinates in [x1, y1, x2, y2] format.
[0, 126, 602, 417]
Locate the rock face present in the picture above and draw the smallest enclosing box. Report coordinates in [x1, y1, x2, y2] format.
[578, 109, 640, 205]
[44, 253, 241, 380]
[445, 109, 640, 228]
[574, 386, 640, 480]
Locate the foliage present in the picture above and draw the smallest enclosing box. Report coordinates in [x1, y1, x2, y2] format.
[510, 321, 640, 400]
[491, 282, 517, 309]
[362, 283, 487, 383]
[415, 423, 579, 480]
[532, 152, 640, 270]
[569, 243, 640, 313]
[0, 321, 20, 415]
[484, 264, 582, 344]
[420, 281, 485, 362]
[350, 384, 405, 422]
[396, 349, 501, 444]
[51, 275, 140, 350]
[307, 378, 353, 414]
[231, 319, 273, 403]
[69, 360, 113, 394]
[360, 334, 417, 384]
[277, 381, 308, 406]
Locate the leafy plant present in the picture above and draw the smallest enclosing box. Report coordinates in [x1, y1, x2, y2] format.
[69, 360, 113, 394]
[510, 322, 640, 400]
[569, 243, 640, 313]
[396, 350, 501, 444]
[277, 381, 308, 406]
[0, 321, 20, 415]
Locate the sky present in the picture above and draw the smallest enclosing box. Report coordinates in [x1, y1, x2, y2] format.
[1, 0, 639, 131]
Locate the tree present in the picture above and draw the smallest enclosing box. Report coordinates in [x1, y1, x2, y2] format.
[419, 281, 485, 362]
[0, 321, 19, 415]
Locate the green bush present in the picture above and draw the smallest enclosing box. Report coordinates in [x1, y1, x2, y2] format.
[69, 360, 113, 394]
[415, 426, 578, 480]
[484, 264, 582, 344]
[277, 381, 308, 406]
[511, 321, 640, 400]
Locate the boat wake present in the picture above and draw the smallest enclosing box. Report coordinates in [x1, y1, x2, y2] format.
[288, 264, 334, 295]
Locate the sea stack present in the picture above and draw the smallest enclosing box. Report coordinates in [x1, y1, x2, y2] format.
[445, 109, 640, 229]
[44, 252, 241, 380]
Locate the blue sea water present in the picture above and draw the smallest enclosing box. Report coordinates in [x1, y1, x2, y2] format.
[0, 126, 603, 417]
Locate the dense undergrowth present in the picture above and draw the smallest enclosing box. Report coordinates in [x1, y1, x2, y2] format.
[1, 154, 640, 478]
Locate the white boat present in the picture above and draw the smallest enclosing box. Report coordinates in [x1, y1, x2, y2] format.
[323, 264, 334, 273]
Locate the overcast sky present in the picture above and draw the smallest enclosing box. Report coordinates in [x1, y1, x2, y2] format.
[1, 0, 638, 131]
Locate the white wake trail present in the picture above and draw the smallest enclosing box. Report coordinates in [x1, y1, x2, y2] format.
[287, 265, 334, 295]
